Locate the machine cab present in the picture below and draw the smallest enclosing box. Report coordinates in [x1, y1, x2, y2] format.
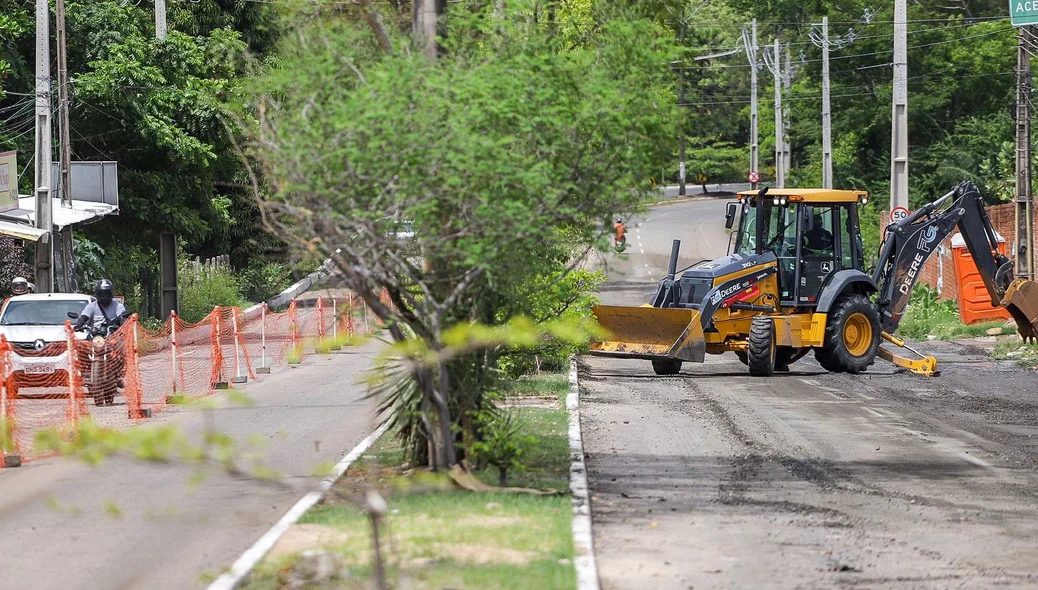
[730, 188, 868, 307]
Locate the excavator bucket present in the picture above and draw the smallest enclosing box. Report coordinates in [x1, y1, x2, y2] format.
[1003, 278, 1038, 342]
[589, 305, 706, 363]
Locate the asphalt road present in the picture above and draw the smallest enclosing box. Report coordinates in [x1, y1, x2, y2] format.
[657, 182, 753, 198]
[0, 344, 379, 590]
[600, 198, 734, 307]
[583, 200, 1038, 589]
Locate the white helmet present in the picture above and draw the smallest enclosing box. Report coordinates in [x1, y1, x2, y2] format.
[11, 277, 29, 296]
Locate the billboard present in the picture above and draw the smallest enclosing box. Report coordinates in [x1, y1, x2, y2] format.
[0, 151, 16, 212]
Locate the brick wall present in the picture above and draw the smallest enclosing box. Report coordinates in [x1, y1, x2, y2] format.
[879, 202, 1038, 303]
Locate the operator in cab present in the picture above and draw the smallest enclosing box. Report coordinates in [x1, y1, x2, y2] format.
[73, 279, 130, 330]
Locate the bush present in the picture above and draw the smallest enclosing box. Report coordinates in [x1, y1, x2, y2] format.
[496, 268, 605, 379]
[178, 266, 249, 323]
[241, 261, 292, 303]
[468, 409, 536, 487]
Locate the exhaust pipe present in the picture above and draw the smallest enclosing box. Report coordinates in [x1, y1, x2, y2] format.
[667, 239, 681, 280]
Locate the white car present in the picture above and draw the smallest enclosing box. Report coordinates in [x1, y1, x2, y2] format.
[0, 293, 92, 396]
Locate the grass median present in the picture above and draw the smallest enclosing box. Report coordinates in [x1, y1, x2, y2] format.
[241, 372, 575, 590]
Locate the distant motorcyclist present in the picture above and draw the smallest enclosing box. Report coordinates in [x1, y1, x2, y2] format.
[613, 217, 628, 252]
[73, 279, 130, 330]
[11, 277, 34, 296]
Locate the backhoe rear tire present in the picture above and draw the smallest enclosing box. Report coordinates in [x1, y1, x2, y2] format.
[747, 317, 776, 377]
[818, 293, 881, 374]
[652, 359, 683, 376]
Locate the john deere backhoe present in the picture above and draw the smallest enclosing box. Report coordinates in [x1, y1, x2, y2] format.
[590, 181, 1038, 376]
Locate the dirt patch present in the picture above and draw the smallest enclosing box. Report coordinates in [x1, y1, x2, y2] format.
[497, 397, 558, 410]
[433, 543, 537, 564]
[454, 514, 525, 528]
[267, 523, 355, 560]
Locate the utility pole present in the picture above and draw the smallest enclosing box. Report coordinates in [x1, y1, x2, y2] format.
[821, 16, 833, 189]
[890, 0, 909, 211]
[773, 38, 784, 188]
[33, 0, 53, 294]
[1016, 26, 1035, 280]
[414, 0, 442, 60]
[155, 0, 167, 40]
[55, 0, 75, 292]
[783, 44, 792, 178]
[750, 19, 758, 190]
[156, 0, 176, 316]
[678, 17, 687, 197]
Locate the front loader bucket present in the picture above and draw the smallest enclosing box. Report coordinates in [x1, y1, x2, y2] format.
[589, 305, 706, 363]
[1003, 278, 1038, 342]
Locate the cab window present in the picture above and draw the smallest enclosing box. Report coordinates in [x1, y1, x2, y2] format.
[734, 203, 758, 254]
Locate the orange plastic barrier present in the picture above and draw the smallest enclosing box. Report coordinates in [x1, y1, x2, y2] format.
[951, 233, 1012, 324]
[0, 295, 375, 467]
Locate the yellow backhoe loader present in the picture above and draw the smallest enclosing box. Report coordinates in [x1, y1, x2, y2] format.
[590, 182, 1038, 376]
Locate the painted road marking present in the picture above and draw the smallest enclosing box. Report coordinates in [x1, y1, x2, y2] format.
[207, 423, 391, 590]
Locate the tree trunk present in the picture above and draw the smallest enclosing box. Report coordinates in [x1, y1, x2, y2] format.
[416, 363, 457, 469]
[499, 466, 508, 486]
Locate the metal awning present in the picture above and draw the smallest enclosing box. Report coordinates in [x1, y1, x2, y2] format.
[0, 220, 47, 242]
[0, 195, 118, 230]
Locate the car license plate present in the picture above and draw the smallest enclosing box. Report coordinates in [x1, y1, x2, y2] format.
[24, 364, 55, 375]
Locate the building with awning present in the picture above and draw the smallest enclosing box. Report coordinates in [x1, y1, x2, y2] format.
[0, 156, 118, 242]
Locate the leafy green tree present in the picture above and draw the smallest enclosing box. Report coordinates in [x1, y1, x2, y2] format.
[0, 1, 286, 309]
[238, 2, 677, 467]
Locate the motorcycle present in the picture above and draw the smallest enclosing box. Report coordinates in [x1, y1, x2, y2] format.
[614, 236, 628, 253]
[71, 315, 124, 406]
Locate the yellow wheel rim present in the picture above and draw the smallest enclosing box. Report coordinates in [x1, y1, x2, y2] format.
[843, 312, 873, 357]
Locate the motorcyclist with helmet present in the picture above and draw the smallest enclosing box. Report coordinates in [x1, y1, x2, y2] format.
[73, 280, 131, 403]
[73, 279, 130, 330]
[11, 277, 35, 296]
[613, 217, 628, 252]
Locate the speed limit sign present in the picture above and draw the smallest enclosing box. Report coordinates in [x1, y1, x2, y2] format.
[748, 171, 760, 184]
[890, 206, 910, 224]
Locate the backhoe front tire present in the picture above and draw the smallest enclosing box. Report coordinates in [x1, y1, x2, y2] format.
[652, 359, 683, 376]
[747, 317, 776, 377]
[818, 293, 881, 374]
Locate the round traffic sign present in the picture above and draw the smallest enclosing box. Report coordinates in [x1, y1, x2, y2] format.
[748, 171, 760, 183]
[890, 206, 910, 224]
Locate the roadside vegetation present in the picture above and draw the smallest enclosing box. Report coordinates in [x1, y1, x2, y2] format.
[993, 340, 1038, 369]
[242, 373, 574, 590]
[897, 287, 1008, 341]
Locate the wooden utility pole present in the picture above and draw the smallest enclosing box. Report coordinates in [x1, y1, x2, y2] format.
[890, 0, 909, 211]
[773, 38, 784, 188]
[821, 16, 833, 189]
[55, 0, 76, 293]
[34, 0, 53, 293]
[749, 19, 759, 189]
[1016, 26, 1035, 280]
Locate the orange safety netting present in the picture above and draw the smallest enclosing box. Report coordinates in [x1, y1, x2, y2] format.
[0, 295, 376, 467]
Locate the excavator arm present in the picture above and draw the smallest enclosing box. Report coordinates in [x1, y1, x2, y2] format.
[872, 181, 1038, 341]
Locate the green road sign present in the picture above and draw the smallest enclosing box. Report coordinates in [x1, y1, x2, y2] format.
[1011, 0, 1038, 26]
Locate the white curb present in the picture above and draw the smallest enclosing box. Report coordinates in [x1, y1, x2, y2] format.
[568, 358, 600, 590]
[207, 421, 391, 590]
